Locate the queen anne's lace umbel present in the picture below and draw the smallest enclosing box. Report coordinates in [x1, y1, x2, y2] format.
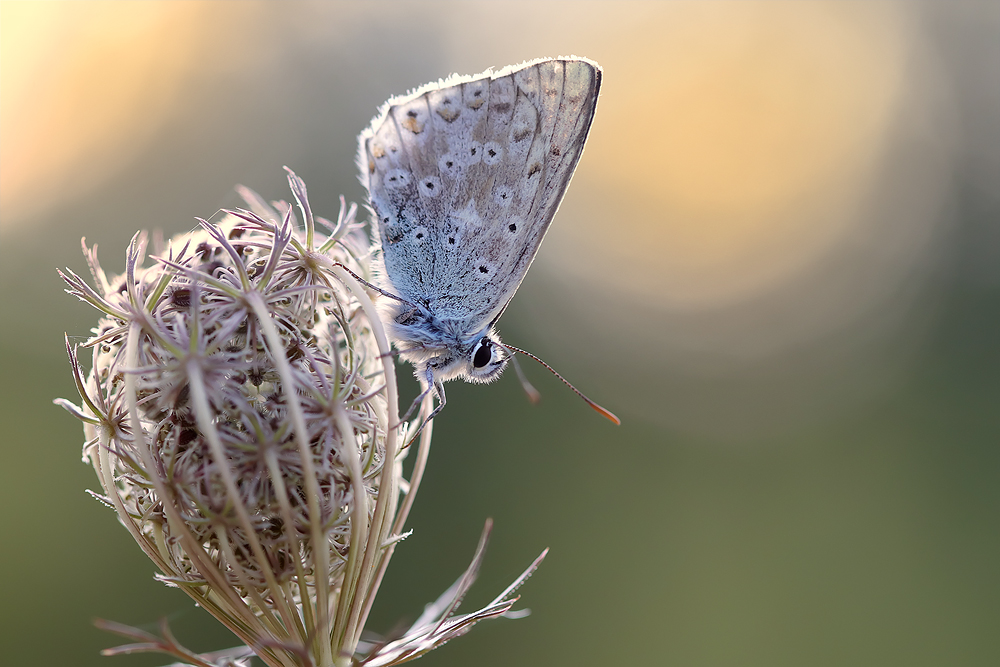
[58, 170, 542, 667]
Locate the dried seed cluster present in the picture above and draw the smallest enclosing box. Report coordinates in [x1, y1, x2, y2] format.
[59, 172, 538, 667]
[61, 172, 396, 630]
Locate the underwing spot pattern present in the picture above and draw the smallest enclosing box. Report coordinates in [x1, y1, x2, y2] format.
[474, 260, 497, 279]
[493, 186, 513, 207]
[465, 82, 487, 110]
[483, 141, 503, 166]
[385, 169, 411, 189]
[438, 153, 461, 177]
[419, 176, 440, 197]
[436, 100, 460, 122]
[441, 225, 463, 252]
[358, 57, 602, 389]
[465, 141, 483, 166]
[401, 108, 425, 134]
[512, 127, 532, 143]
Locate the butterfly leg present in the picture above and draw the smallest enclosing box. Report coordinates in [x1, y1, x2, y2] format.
[401, 367, 446, 448]
[425, 379, 447, 424]
[396, 382, 433, 426]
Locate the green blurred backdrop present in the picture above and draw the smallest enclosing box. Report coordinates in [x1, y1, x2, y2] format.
[2, 1, 998, 665]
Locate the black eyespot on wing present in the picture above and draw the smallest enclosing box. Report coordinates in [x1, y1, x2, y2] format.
[479, 265, 489, 274]
[508, 223, 517, 232]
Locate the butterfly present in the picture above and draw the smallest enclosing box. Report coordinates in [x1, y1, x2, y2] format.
[358, 57, 618, 425]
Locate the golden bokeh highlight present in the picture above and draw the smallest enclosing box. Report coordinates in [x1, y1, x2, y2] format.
[0, 2, 214, 229]
[566, 2, 913, 306]
[607, 5, 903, 218]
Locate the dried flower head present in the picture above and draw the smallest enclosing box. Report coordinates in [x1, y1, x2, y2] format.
[57, 169, 544, 667]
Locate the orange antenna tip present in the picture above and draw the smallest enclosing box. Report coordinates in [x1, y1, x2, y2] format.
[587, 400, 621, 426]
[502, 343, 620, 425]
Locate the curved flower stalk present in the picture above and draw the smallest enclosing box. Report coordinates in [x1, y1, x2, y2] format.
[56, 169, 544, 667]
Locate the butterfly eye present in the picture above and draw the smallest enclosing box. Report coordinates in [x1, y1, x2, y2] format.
[472, 340, 492, 369]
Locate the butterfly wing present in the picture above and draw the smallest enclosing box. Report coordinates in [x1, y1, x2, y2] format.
[360, 57, 601, 337]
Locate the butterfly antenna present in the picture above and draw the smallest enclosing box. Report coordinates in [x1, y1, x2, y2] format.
[502, 344, 621, 425]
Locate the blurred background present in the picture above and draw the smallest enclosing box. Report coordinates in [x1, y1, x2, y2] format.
[1, 1, 998, 665]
